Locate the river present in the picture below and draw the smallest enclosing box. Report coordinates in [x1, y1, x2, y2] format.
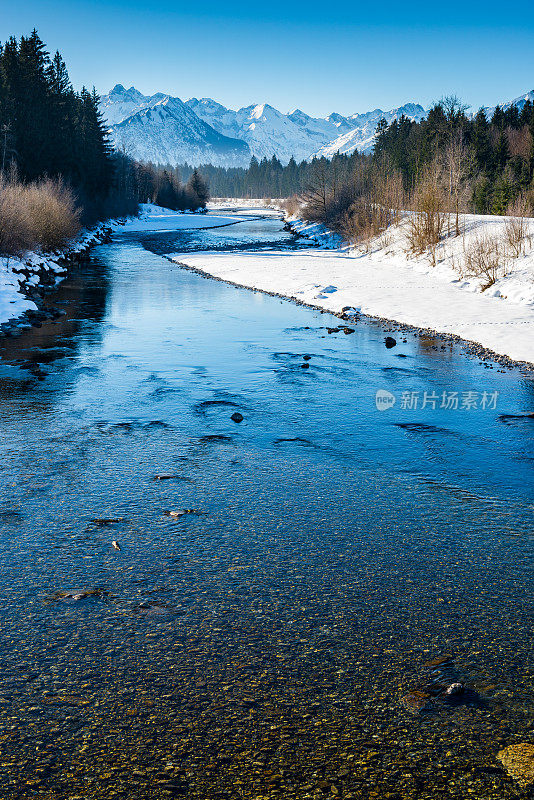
[0, 208, 532, 799]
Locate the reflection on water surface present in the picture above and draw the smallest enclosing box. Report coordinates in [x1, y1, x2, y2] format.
[0, 211, 532, 799]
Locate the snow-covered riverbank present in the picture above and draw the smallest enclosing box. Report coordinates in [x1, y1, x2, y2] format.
[169, 205, 534, 367]
[0, 219, 127, 330]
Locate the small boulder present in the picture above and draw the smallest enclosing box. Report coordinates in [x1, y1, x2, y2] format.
[48, 588, 109, 602]
[385, 336, 397, 349]
[165, 509, 200, 518]
[231, 412, 244, 423]
[444, 682, 464, 697]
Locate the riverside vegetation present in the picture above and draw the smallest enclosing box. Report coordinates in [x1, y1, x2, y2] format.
[284, 97, 534, 289]
[178, 95, 534, 288]
[0, 31, 210, 258]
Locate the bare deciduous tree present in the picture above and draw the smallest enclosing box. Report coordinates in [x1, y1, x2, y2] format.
[444, 130, 473, 237]
[504, 195, 532, 258]
[302, 158, 333, 220]
[406, 165, 446, 265]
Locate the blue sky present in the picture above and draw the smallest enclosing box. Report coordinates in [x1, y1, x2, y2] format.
[3, 0, 534, 116]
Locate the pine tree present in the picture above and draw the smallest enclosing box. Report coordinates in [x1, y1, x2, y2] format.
[472, 109, 492, 172]
[187, 168, 209, 207]
[15, 30, 52, 180]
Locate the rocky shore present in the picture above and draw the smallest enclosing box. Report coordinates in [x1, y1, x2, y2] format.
[170, 254, 534, 374]
[0, 222, 118, 338]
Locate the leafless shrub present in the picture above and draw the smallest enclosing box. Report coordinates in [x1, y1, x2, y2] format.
[504, 195, 532, 258]
[0, 175, 80, 256]
[302, 160, 369, 226]
[462, 232, 509, 290]
[506, 125, 533, 161]
[338, 167, 405, 249]
[377, 169, 406, 225]
[301, 158, 333, 221]
[282, 194, 301, 217]
[340, 197, 394, 250]
[406, 170, 446, 265]
[0, 175, 34, 255]
[26, 179, 80, 251]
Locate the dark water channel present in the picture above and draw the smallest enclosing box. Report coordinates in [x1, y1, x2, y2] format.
[0, 209, 532, 799]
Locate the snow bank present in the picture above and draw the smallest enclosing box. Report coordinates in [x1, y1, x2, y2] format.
[169, 209, 534, 365]
[285, 218, 343, 249]
[122, 203, 252, 232]
[208, 198, 279, 210]
[287, 212, 534, 308]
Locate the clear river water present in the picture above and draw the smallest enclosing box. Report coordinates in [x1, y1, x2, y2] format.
[0, 209, 532, 800]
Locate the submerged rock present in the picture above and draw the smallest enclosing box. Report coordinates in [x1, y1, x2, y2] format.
[231, 412, 244, 423]
[47, 588, 110, 602]
[400, 690, 431, 713]
[423, 654, 453, 668]
[165, 509, 201, 518]
[135, 601, 172, 616]
[497, 743, 534, 786]
[385, 336, 397, 349]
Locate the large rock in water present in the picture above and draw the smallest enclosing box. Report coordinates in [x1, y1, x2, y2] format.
[497, 743, 534, 786]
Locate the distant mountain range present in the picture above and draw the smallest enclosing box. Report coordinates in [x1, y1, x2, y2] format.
[483, 90, 534, 121]
[101, 85, 534, 168]
[102, 87, 249, 167]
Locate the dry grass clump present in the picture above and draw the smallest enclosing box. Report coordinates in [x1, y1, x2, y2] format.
[0, 175, 80, 256]
[0, 177, 33, 255]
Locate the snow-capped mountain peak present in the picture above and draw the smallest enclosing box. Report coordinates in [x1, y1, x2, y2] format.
[287, 108, 309, 124]
[249, 103, 268, 120]
[483, 89, 534, 120]
[314, 102, 426, 158]
[100, 87, 533, 168]
[107, 90, 250, 167]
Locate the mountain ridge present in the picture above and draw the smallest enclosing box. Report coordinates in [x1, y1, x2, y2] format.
[101, 85, 534, 167]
